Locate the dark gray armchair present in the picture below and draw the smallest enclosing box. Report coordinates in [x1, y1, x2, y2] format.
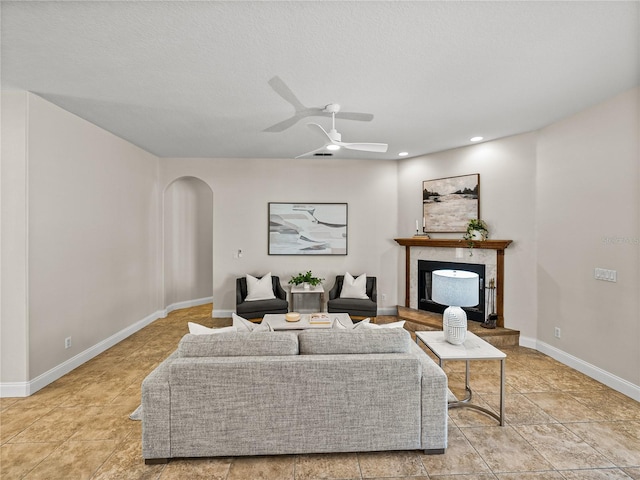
[236, 275, 288, 321]
[327, 275, 377, 321]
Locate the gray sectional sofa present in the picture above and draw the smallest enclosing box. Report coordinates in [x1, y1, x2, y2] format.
[141, 328, 448, 463]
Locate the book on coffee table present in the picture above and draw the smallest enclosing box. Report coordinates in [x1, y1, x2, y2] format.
[309, 313, 331, 324]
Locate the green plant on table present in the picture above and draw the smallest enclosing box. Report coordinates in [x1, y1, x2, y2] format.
[288, 270, 323, 287]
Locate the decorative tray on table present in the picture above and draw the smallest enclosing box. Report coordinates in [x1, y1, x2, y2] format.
[309, 313, 331, 325]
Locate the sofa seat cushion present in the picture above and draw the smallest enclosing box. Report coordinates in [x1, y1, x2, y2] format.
[298, 329, 410, 355]
[178, 332, 299, 357]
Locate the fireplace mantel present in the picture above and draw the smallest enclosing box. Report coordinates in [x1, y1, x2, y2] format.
[394, 237, 513, 327]
[394, 238, 512, 250]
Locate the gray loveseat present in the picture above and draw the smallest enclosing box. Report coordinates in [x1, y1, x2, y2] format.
[141, 328, 448, 463]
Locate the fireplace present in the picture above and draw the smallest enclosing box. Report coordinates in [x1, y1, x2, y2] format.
[417, 260, 486, 322]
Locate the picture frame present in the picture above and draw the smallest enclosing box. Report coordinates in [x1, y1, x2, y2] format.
[268, 202, 348, 255]
[423, 174, 480, 233]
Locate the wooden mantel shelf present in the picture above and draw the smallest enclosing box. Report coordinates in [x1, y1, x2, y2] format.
[394, 238, 512, 250]
[394, 237, 513, 328]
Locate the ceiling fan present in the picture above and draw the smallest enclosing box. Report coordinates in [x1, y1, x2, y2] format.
[263, 76, 374, 132]
[296, 104, 388, 158]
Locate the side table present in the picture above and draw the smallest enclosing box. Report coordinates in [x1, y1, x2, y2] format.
[290, 285, 325, 312]
[415, 331, 506, 426]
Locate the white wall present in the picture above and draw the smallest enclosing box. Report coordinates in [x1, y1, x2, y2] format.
[1, 92, 30, 384]
[397, 133, 539, 340]
[164, 176, 213, 307]
[160, 157, 399, 314]
[0, 93, 163, 393]
[536, 87, 639, 390]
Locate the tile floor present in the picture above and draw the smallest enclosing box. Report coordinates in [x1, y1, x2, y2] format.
[2, 304, 640, 479]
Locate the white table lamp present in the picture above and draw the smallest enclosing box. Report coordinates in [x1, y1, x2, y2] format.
[431, 269, 479, 345]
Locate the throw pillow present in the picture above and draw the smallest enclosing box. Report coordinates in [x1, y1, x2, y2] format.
[232, 313, 256, 332]
[355, 320, 406, 329]
[339, 272, 369, 299]
[188, 322, 238, 335]
[334, 317, 351, 329]
[245, 273, 276, 301]
[352, 318, 371, 330]
[252, 321, 273, 333]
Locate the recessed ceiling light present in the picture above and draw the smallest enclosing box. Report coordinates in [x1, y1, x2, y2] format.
[470, 136, 483, 142]
[398, 152, 409, 157]
[326, 144, 340, 151]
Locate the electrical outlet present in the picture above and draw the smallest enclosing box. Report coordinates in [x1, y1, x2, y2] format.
[65, 337, 72, 349]
[381, 294, 387, 302]
[554, 327, 561, 339]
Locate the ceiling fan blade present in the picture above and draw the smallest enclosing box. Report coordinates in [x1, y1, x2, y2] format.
[307, 123, 333, 143]
[263, 115, 302, 133]
[268, 76, 306, 111]
[335, 112, 374, 122]
[295, 145, 327, 159]
[341, 142, 388, 153]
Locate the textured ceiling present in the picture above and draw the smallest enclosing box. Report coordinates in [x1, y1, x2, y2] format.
[2, 1, 638, 159]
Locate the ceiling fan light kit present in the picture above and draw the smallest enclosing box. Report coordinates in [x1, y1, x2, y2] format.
[298, 103, 388, 158]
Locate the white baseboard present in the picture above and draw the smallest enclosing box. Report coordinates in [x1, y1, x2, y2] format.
[519, 335, 538, 349]
[534, 340, 640, 402]
[0, 309, 163, 398]
[0, 382, 30, 398]
[161, 296, 214, 317]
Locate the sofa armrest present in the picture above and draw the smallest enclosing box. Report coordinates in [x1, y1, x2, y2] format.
[328, 277, 342, 300]
[408, 341, 448, 451]
[273, 277, 287, 301]
[141, 350, 179, 460]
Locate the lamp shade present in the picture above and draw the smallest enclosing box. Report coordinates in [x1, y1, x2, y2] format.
[431, 270, 479, 307]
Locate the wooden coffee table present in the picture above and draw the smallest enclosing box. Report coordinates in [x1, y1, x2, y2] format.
[415, 330, 506, 425]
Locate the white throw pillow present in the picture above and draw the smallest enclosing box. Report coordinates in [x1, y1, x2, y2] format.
[252, 321, 273, 333]
[188, 323, 238, 335]
[334, 317, 351, 329]
[352, 318, 371, 330]
[245, 273, 277, 301]
[355, 320, 406, 330]
[232, 313, 256, 332]
[379, 320, 406, 329]
[339, 273, 369, 299]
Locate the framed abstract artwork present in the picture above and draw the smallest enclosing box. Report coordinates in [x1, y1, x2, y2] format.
[423, 174, 480, 233]
[268, 202, 348, 255]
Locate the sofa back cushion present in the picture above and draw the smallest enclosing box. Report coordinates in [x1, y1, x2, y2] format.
[298, 328, 410, 355]
[178, 332, 299, 357]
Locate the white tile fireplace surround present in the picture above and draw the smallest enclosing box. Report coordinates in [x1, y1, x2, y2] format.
[395, 239, 512, 327]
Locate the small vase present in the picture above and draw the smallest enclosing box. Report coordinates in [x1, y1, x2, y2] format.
[303, 282, 310, 290]
[471, 230, 485, 241]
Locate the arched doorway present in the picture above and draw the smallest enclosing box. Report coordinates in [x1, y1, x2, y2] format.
[163, 176, 213, 312]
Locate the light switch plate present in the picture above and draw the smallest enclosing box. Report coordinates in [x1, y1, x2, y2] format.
[594, 268, 617, 282]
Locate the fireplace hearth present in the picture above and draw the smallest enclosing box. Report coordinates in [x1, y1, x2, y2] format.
[417, 260, 486, 322]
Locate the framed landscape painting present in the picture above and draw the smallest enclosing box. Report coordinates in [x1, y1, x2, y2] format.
[423, 174, 479, 233]
[268, 202, 348, 255]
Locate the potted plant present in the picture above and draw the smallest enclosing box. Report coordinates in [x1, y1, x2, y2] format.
[288, 270, 324, 290]
[463, 219, 489, 256]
